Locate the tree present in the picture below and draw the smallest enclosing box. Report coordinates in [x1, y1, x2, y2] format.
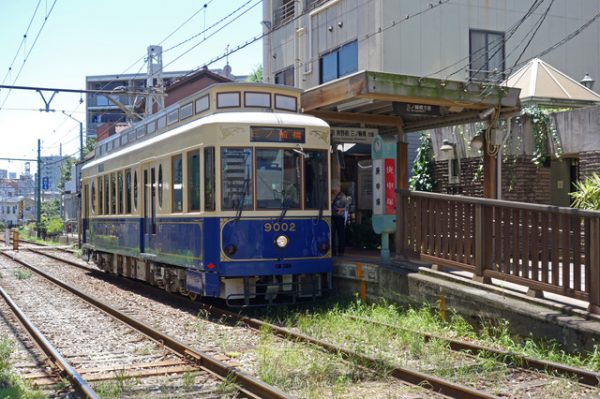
[83, 136, 96, 158]
[409, 132, 435, 192]
[247, 64, 263, 83]
[59, 156, 76, 192]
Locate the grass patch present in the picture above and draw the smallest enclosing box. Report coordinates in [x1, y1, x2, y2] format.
[13, 269, 32, 280]
[0, 338, 46, 399]
[256, 325, 373, 398]
[94, 369, 137, 399]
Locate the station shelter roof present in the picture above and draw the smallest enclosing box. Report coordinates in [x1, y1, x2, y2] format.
[301, 70, 522, 134]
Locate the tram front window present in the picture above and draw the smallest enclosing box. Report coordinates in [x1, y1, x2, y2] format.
[256, 148, 300, 209]
[304, 150, 328, 210]
[222, 148, 253, 210]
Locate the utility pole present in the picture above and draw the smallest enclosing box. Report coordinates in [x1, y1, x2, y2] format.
[145, 45, 165, 116]
[37, 139, 41, 238]
[61, 111, 84, 160]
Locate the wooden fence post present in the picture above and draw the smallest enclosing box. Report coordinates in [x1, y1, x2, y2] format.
[588, 217, 600, 314]
[473, 203, 491, 284]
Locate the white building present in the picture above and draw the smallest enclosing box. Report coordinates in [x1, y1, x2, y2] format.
[263, 0, 600, 90]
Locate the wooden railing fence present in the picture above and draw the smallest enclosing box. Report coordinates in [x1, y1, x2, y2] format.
[396, 190, 600, 314]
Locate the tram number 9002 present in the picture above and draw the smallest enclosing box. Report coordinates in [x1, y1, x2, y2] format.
[264, 222, 296, 232]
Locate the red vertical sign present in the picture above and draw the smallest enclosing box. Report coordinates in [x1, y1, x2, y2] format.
[384, 158, 396, 215]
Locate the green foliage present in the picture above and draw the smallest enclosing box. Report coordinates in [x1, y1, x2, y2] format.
[84, 136, 96, 158]
[409, 132, 435, 191]
[58, 156, 76, 192]
[247, 64, 263, 83]
[46, 217, 63, 237]
[522, 106, 563, 166]
[570, 173, 600, 210]
[0, 339, 46, 399]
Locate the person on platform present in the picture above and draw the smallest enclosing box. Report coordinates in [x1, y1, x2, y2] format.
[331, 184, 348, 256]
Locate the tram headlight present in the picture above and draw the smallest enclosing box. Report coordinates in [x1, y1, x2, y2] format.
[275, 235, 289, 248]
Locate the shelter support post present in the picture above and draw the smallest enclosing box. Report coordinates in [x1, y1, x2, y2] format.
[395, 135, 408, 260]
[483, 150, 497, 199]
[589, 218, 600, 314]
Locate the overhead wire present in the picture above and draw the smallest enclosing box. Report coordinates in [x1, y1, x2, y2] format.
[509, 0, 555, 73]
[443, 0, 546, 82]
[1, 0, 43, 85]
[0, 0, 59, 111]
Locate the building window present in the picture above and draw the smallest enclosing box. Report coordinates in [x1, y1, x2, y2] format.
[469, 29, 505, 83]
[319, 40, 358, 84]
[274, 67, 294, 86]
[274, 0, 294, 26]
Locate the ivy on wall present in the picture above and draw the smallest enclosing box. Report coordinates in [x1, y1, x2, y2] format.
[409, 132, 435, 192]
[522, 106, 564, 166]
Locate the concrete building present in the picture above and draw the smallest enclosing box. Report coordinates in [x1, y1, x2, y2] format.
[263, 0, 600, 89]
[40, 155, 63, 194]
[86, 66, 248, 139]
[85, 70, 190, 138]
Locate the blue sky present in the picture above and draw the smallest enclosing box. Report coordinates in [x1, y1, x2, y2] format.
[0, 0, 263, 175]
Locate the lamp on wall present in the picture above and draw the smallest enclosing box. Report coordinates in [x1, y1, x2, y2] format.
[581, 73, 595, 90]
[470, 130, 485, 151]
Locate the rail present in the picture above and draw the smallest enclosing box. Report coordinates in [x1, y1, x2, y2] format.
[397, 190, 600, 313]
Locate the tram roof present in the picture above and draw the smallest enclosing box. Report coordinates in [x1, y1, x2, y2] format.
[301, 70, 521, 133]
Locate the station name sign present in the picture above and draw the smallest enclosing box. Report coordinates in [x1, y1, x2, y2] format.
[331, 127, 378, 144]
[393, 102, 442, 116]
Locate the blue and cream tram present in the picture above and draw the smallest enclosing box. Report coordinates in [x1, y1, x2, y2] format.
[81, 83, 332, 305]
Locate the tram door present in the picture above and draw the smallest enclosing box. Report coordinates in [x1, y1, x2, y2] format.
[142, 166, 157, 251]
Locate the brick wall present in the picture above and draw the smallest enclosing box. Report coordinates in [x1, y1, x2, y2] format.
[579, 151, 600, 179]
[432, 156, 551, 204]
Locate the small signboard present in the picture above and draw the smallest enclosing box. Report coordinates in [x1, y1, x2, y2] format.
[393, 102, 442, 116]
[331, 127, 377, 144]
[42, 177, 49, 190]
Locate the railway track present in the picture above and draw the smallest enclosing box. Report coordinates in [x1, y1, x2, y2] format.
[0, 247, 290, 399]
[7, 240, 600, 398]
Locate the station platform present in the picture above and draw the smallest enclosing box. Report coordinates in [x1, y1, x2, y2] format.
[333, 250, 600, 354]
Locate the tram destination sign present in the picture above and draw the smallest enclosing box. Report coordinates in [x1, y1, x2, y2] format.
[250, 126, 305, 143]
[331, 127, 378, 144]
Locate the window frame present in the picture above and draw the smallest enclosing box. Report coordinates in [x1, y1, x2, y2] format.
[187, 150, 201, 212]
[171, 155, 183, 213]
[469, 29, 506, 82]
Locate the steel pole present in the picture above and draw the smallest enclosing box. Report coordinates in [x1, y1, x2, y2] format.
[37, 139, 41, 238]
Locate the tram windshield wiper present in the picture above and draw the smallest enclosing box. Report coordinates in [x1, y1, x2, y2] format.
[278, 188, 289, 223]
[235, 176, 250, 222]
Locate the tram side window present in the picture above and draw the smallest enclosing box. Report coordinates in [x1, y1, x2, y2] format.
[133, 171, 138, 211]
[98, 177, 103, 215]
[158, 164, 164, 209]
[221, 147, 253, 210]
[111, 173, 117, 214]
[304, 150, 328, 210]
[91, 181, 96, 214]
[104, 175, 110, 216]
[204, 147, 215, 211]
[172, 155, 183, 212]
[256, 148, 301, 209]
[118, 171, 124, 214]
[125, 169, 132, 213]
[187, 150, 200, 211]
